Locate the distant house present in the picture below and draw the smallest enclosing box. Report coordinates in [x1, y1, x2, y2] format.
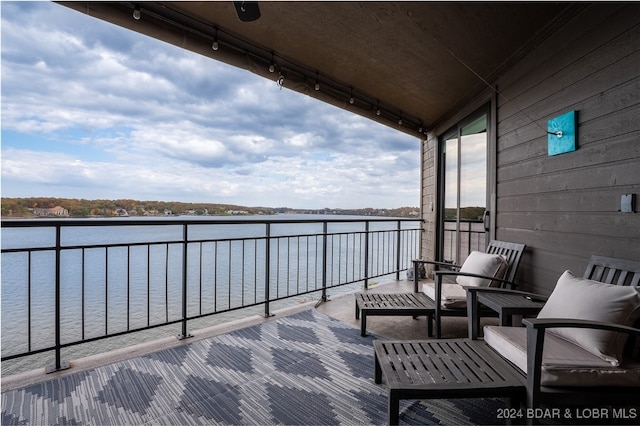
[30, 206, 69, 217]
[227, 210, 249, 215]
[114, 208, 128, 217]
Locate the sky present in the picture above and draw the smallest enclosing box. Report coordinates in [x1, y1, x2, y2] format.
[1, 1, 422, 210]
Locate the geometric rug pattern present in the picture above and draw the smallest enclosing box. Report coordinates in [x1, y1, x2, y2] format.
[1, 310, 506, 425]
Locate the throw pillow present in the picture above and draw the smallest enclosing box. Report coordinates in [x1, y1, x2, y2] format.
[455, 251, 508, 287]
[537, 270, 640, 366]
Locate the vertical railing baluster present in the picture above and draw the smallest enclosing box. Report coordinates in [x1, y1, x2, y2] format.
[54, 225, 62, 370]
[321, 222, 328, 302]
[28, 251, 32, 353]
[105, 247, 109, 337]
[241, 240, 246, 307]
[214, 241, 218, 313]
[227, 241, 232, 309]
[82, 248, 86, 341]
[179, 223, 191, 339]
[338, 234, 343, 285]
[47, 224, 68, 372]
[287, 238, 291, 295]
[264, 223, 271, 317]
[254, 239, 258, 304]
[199, 242, 203, 315]
[164, 244, 169, 323]
[147, 245, 150, 327]
[363, 222, 370, 289]
[467, 221, 472, 259]
[395, 221, 402, 280]
[127, 246, 131, 331]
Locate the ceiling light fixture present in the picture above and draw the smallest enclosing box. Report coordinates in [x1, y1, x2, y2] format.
[116, 2, 426, 136]
[212, 28, 219, 51]
[269, 54, 275, 73]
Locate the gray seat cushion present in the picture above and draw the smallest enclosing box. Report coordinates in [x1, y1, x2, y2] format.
[485, 325, 640, 387]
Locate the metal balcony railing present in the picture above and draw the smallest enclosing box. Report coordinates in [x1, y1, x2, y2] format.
[442, 219, 486, 265]
[1, 217, 421, 373]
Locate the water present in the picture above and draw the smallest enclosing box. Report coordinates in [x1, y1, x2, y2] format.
[1, 214, 419, 376]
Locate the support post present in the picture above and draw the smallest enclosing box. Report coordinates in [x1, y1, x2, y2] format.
[264, 223, 273, 317]
[363, 221, 370, 289]
[395, 220, 402, 280]
[47, 224, 70, 373]
[320, 221, 328, 303]
[178, 222, 193, 340]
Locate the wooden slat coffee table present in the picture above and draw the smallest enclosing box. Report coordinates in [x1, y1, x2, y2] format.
[373, 339, 525, 425]
[355, 293, 435, 337]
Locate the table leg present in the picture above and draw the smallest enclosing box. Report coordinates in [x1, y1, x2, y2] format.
[388, 390, 400, 425]
[467, 291, 479, 339]
[374, 350, 382, 384]
[361, 312, 368, 337]
[499, 312, 513, 327]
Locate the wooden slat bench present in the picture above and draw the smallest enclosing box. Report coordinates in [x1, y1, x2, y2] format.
[355, 292, 435, 337]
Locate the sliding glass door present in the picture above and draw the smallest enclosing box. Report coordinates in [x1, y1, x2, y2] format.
[439, 111, 489, 265]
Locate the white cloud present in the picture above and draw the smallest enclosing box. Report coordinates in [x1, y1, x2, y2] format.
[1, 1, 420, 209]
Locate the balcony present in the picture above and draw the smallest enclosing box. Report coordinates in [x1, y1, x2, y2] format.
[1, 217, 511, 425]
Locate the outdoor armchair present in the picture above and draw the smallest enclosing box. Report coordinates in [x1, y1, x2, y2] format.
[483, 257, 640, 411]
[355, 240, 525, 338]
[523, 317, 640, 409]
[416, 240, 526, 337]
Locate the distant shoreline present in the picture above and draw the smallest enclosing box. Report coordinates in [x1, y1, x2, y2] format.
[1, 197, 420, 219]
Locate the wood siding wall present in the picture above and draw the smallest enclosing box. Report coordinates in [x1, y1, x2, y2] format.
[495, 4, 639, 293]
[421, 3, 639, 293]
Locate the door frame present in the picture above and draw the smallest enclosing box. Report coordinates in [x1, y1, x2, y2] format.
[435, 102, 496, 263]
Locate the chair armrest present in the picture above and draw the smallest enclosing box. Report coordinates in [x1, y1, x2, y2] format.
[432, 271, 512, 321]
[523, 318, 640, 336]
[434, 271, 520, 290]
[412, 259, 461, 292]
[522, 318, 640, 407]
[413, 258, 461, 270]
[464, 287, 547, 301]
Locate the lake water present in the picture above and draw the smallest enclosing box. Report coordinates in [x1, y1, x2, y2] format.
[1, 214, 419, 376]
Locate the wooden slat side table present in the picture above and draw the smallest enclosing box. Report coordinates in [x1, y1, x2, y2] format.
[355, 293, 435, 337]
[373, 339, 526, 425]
[467, 288, 547, 339]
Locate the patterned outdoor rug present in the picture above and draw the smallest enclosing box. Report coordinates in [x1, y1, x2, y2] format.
[1, 310, 506, 425]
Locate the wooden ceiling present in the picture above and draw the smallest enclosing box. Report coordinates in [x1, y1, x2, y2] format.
[58, 2, 576, 136]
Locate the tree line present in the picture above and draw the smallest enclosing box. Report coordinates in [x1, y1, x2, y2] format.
[1, 197, 421, 218]
[0, 197, 274, 218]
